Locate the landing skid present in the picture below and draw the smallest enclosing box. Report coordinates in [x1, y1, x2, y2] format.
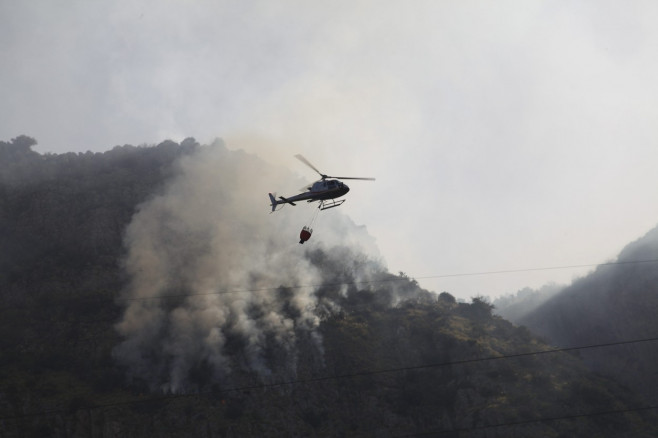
[317, 199, 345, 210]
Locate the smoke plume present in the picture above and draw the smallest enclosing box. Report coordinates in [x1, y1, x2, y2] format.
[113, 140, 382, 392]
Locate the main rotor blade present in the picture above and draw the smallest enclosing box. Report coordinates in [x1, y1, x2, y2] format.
[294, 154, 325, 177]
[329, 176, 376, 181]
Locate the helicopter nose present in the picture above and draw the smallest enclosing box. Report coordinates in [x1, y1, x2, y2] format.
[344, 184, 350, 194]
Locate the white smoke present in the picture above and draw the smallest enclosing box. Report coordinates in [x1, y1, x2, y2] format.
[113, 140, 383, 392]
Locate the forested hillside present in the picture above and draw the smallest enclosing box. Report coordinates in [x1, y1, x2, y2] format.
[1, 137, 656, 437]
[493, 282, 564, 323]
[519, 225, 658, 404]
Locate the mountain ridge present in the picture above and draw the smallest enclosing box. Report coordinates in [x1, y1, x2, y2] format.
[1, 137, 656, 437]
[517, 224, 658, 404]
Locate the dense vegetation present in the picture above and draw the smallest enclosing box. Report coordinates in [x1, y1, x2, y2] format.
[1, 137, 656, 437]
[518, 224, 658, 404]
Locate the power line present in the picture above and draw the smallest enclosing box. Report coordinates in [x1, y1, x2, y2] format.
[413, 258, 658, 280]
[3, 262, 657, 432]
[118, 258, 658, 302]
[2, 335, 657, 422]
[3, 258, 657, 312]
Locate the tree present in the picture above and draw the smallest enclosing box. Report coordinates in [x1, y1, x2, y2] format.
[470, 296, 494, 320]
[438, 291, 456, 305]
[11, 135, 37, 150]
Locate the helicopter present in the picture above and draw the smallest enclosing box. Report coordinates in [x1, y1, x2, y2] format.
[269, 154, 375, 212]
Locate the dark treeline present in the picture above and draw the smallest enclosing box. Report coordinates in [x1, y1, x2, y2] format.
[0, 137, 656, 437]
[0, 137, 202, 431]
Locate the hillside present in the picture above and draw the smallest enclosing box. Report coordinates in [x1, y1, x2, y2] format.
[518, 225, 658, 404]
[1, 137, 657, 437]
[493, 282, 564, 323]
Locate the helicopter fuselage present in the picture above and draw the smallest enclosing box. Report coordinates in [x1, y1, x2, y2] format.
[308, 179, 350, 200]
[269, 179, 349, 211]
[269, 154, 374, 212]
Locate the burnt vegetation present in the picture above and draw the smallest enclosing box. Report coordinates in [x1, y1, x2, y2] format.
[1, 137, 657, 437]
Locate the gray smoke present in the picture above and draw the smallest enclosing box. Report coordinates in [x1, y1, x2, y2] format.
[113, 140, 382, 392]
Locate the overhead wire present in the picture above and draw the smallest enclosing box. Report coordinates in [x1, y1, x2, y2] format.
[60, 258, 658, 303]
[2, 258, 658, 312]
[2, 335, 658, 422]
[3, 256, 658, 429]
[5, 254, 629, 343]
[412, 258, 658, 280]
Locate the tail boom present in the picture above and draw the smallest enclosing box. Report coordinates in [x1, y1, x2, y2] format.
[269, 193, 296, 212]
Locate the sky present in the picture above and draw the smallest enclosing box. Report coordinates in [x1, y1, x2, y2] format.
[2, 0, 658, 300]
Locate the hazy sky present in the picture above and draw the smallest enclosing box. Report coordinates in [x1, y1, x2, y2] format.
[3, 0, 658, 299]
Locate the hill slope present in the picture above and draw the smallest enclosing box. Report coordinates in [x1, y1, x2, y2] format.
[1, 137, 656, 437]
[519, 224, 658, 404]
